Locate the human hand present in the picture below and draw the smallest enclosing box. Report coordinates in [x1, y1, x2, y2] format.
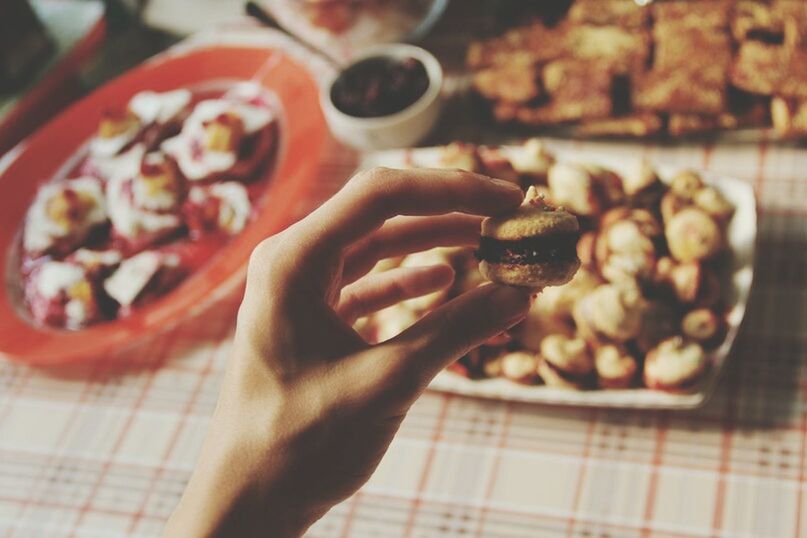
[164, 168, 531, 537]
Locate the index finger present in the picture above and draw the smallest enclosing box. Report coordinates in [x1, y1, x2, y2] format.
[297, 167, 522, 251]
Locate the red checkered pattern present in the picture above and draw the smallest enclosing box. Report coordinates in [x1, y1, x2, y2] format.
[2, 136, 805, 538]
[3, 27, 807, 538]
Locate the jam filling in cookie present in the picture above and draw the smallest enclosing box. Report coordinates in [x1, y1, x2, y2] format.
[476, 232, 580, 265]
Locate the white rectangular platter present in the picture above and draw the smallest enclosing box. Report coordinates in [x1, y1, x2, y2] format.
[361, 144, 757, 409]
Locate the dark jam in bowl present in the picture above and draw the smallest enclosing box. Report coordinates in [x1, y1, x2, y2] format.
[330, 56, 429, 118]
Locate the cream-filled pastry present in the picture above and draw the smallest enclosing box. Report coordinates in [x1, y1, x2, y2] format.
[23, 178, 107, 257]
[436, 142, 482, 172]
[162, 98, 275, 182]
[595, 216, 658, 283]
[665, 207, 722, 262]
[89, 89, 191, 162]
[694, 186, 734, 221]
[547, 162, 601, 216]
[621, 159, 664, 206]
[538, 334, 593, 389]
[103, 251, 182, 315]
[681, 308, 723, 346]
[106, 153, 183, 252]
[504, 138, 555, 184]
[669, 170, 704, 201]
[25, 261, 103, 329]
[644, 337, 708, 391]
[500, 351, 540, 384]
[574, 281, 646, 343]
[594, 345, 638, 389]
[185, 182, 253, 237]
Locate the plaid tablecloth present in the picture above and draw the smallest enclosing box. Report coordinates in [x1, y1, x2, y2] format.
[3, 24, 807, 538]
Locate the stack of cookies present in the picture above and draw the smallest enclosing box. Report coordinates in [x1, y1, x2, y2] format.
[359, 140, 736, 392]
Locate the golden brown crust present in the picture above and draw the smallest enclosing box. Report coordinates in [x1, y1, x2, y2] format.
[633, 68, 726, 115]
[466, 22, 567, 69]
[567, 0, 648, 29]
[479, 258, 580, 289]
[653, 28, 732, 73]
[540, 59, 615, 121]
[730, 41, 783, 96]
[778, 50, 807, 99]
[464, 0, 807, 139]
[732, 1, 784, 42]
[563, 26, 651, 73]
[481, 204, 579, 240]
[730, 42, 807, 99]
[652, 1, 731, 33]
[472, 64, 542, 105]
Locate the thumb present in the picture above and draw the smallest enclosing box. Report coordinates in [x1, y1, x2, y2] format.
[388, 283, 531, 383]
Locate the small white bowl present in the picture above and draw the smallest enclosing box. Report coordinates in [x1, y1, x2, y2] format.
[320, 44, 443, 151]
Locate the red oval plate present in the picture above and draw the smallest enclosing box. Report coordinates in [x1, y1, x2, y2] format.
[0, 46, 329, 366]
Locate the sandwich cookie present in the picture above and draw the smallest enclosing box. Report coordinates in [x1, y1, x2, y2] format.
[478, 187, 581, 289]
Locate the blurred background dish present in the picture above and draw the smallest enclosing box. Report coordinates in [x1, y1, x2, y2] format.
[142, 0, 450, 62]
[16, 84, 280, 331]
[361, 142, 757, 409]
[0, 44, 335, 365]
[466, 0, 807, 139]
[260, 0, 449, 62]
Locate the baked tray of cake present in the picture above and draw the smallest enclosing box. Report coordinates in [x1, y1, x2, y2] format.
[467, 0, 807, 139]
[0, 44, 332, 366]
[361, 140, 757, 409]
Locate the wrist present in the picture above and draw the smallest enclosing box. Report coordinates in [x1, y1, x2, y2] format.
[165, 480, 309, 538]
[164, 408, 315, 538]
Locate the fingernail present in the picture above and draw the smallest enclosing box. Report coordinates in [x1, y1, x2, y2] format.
[489, 181, 524, 208]
[490, 177, 523, 193]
